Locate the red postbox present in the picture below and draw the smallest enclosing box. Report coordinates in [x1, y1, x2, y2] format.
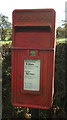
[12, 9, 56, 109]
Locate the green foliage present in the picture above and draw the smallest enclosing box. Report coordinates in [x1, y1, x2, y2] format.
[56, 27, 65, 38]
[54, 43, 65, 105]
[0, 14, 12, 41]
[2, 45, 14, 118]
[56, 22, 67, 38]
[52, 42, 66, 119]
[0, 14, 11, 28]
[65, 23, 67, 37]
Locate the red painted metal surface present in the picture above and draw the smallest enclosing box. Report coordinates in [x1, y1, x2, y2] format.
[12, 9, 56, 109]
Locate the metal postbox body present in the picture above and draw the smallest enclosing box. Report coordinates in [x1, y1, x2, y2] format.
[12, 9, 56, 109]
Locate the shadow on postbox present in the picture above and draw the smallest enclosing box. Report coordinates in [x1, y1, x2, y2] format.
[11, 9, 56, 109]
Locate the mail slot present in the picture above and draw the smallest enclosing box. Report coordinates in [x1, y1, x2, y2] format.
[12, 9, 56, 109]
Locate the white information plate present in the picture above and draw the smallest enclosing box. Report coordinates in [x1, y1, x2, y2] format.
[24, 59, 40, 91]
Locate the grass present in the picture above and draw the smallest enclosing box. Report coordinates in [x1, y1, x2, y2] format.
[0, 40, 12, 45]
[56, 38, 67, 43]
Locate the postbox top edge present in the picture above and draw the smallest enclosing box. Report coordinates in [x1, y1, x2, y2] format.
[12, 8, 56, 30]
[12, 8, 56, 14]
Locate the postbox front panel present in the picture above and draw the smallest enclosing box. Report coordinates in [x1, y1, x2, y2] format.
[12, 9, 56, 109]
